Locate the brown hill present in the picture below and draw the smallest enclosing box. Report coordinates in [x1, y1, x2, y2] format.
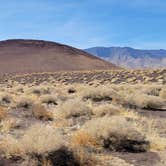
[0, 39, 118, 75]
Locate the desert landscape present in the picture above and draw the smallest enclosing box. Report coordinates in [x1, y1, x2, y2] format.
[1, 1, 166, 165]
[0, 68, 165, 166]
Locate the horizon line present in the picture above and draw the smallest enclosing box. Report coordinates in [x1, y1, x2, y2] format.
[0, 38, 166, 51]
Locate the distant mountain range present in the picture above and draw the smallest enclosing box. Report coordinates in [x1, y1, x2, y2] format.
[84, 47, 166, 69]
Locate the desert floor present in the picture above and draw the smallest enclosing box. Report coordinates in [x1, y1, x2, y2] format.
[0, 69, 165, 166]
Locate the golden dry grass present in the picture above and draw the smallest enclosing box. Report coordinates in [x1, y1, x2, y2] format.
[55, 99, 92, 119]
[0, 106, 7, 120]
[0, 123, 64, 156]
[0, 71, 165, 165]
[32, 103, 54, 120]
[115, 92, 166, 110]
[15, 95, 35, 109]
[81, 116, 138, 140]
[39, 94, 58, 105]
[80, 85, 118, 101]
[160, 87, 166, 99]
[0, 92, 12, 106]
[92, 104, 122, 117]
[71, 130, 98, 147]
[0, 118, 19, 133]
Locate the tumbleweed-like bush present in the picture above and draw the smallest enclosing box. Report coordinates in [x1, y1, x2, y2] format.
[81, 116, 150, 152]
[32, 103, 54, 121]
[56, 99, 92, 119]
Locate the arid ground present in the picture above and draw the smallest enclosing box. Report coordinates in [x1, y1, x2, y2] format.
[0, 69, 165, 166]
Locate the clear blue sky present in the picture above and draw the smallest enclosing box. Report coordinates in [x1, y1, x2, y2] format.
[0, 0, 166, 49]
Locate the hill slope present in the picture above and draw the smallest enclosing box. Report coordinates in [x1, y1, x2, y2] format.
[0, 39, 118, 75]
[84, 47, 166, 69]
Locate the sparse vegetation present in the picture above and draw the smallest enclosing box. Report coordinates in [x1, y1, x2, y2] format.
[56, 99, 92, 119]
[0, 106, 7, 120]
[82, 86, 117, 102]
[0, 118, 19, 133]
[0, 69, 165, 165]
[0, 92, 12, 106]
[16, 96, 35, 109]
[92, 104, 122, 117]
[71, 130, 98, 147]
[32, 103, 54, 120]
[115, 92, 166, 110]
[160, 86, 166, 99]
[0, 123, 64, 156]
[81, 116, 150, 152]
[40, 94, 58, 105]
[28, 86, 51, 96]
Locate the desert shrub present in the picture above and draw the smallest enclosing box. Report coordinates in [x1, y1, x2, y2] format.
[134, 117, 166, 151]
[15, 85, 24, 93]
[56, 94, 71, 102]
[82, 86, 117, 102]
[52, 119, 74, 128]
[16, 96, 35, 109]
[68, 87, 76, 94]
[146, 87, 161, 96]
[31, 146, 95, 166]
[0, 124, 95, 166]
[0, 107, 7, 121]
[0, 124, 64, 156]
[69, 147, 96, 166]
[32, 104, 54, 121]
[0, 118, 20, 133]
[160, 87, 166, 99]
[81, 116, 150, 152]
[0, 92, 12, 106]
[142, 96, 166, 110]
[71, 130, 98, 147]
[93, 104, 122, 117]
[140, 85, 162, 96]
[117, 93, 166, 110]
[56, 99, 92, 119]
[42, 147, 80, 166]
[28, 86, 51, 96]
[21, 124, 64, 154]
[120, 109, 140, 120]
[0, 135, 24, 157]
[40, 95, 58, 105]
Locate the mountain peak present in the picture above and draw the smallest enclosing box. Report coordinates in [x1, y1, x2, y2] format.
[0, 39, 118, 75]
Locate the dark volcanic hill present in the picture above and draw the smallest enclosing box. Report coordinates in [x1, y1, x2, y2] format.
[0, 39, 118, 75]
[85, 47, 166, 69]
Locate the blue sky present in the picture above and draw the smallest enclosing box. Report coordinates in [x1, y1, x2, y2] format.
[0, 0, 166, 49]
